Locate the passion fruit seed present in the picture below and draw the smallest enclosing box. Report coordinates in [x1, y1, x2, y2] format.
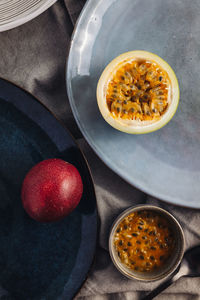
[107, 59, 169, 121]
[132, 233, 138, 237]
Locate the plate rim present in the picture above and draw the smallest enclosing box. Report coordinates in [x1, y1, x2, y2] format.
[0, 0, 57, 32]
[0, 75, 99, 298]
[66, 0, 200, 210]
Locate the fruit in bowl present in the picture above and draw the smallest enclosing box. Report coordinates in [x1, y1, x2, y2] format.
[97, 50, 179, 134]
[21, 158, 83, 222]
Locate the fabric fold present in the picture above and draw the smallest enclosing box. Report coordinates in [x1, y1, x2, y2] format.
[0, 0, 199, 299]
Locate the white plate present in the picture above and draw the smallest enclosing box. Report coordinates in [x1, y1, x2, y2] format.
[0, 0, 57, 32]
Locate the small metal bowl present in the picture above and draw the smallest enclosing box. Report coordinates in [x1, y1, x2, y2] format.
[109, 204, 185, 281]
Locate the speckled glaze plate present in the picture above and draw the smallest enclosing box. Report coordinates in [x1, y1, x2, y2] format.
[67, 0, 200, 209]
[0, 78, 97, 299]
[0, 0, 57, 32]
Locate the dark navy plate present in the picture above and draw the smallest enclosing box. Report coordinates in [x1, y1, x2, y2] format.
[0, 78, 97, 300]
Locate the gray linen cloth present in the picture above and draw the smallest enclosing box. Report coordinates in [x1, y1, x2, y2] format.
[0, 0, 199, 299]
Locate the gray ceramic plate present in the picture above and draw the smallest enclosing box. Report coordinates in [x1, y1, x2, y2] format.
[67, 0, 200, 209]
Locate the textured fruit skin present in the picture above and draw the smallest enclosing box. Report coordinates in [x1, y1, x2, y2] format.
[21, 158, 83, 222]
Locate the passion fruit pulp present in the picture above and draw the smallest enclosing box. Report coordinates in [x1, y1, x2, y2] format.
[97, 51, 179, 134]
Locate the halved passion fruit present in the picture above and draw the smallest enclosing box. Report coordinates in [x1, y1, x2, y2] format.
[97, 51, 179, 134]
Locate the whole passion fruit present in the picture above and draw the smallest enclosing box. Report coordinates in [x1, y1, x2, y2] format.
[97, 51, 179, 134]
[21, 158, 83, 222]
